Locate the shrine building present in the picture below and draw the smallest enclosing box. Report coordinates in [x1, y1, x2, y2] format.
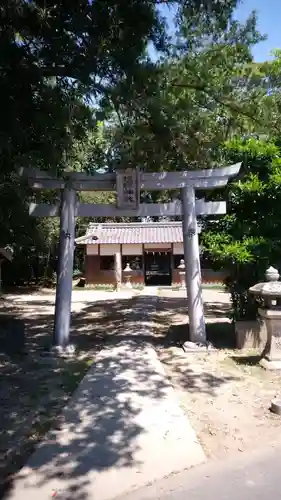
[76, 221, 225, 287]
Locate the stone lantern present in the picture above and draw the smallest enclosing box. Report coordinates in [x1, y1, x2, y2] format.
[177, 259, 186, 289]
[123, 262, 133, 288]
[249, 266, 281, 370]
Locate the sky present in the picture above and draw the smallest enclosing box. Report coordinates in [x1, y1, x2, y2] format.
[236, 0, 281, 61]
[158, 0, 281, 62]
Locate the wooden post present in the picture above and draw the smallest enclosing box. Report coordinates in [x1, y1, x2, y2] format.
[115, 250, 122, 291]
[53, 187, 76, 349]
[181, 187, 206, 344]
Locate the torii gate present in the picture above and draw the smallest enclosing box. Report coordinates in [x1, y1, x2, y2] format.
[21, 164, 241, 352]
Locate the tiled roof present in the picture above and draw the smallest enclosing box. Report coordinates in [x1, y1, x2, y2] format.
[76, 222, 185, 245]
[0, 247, 13, 261]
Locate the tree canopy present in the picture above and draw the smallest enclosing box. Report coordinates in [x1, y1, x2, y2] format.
[1, 0, 280, 290]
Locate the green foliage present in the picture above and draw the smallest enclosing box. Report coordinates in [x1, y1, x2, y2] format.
[0, 0, 179, 285]
[202, 137, 281, 320]
[102, 5, 266, 172]
[1, 0, 280, 291]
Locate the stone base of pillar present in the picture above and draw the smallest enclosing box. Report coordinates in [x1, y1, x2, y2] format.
[182, 340, 215, 352]
[41, 343, 76, 358]
[260, 358, 281, 370]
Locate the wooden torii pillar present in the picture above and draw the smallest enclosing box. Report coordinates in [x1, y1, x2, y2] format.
[21, 163, 241, 352]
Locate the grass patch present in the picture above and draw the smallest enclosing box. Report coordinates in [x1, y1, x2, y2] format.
[60, 358, 94, 394]
[219, 349, 265, 378]
[74, 283, 144, 291]
[231, 352, 262, 366]
[0, 355, 94, 488]
[202, 283, 225, 290]
[76, 284, 115, 291]
[169, 284, 225, 291]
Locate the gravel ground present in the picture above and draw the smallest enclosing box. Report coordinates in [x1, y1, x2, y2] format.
[154, 289, 281, 459]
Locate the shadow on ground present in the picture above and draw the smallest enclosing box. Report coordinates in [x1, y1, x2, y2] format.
[6, 339, 171, 500]
[0, 292, 235, 500]
[231, 353, 263, 366]
[154, 296, 231, 320]
[0, 296, 138, 498]
[155, 297, 234, 349]
[158, 348, 240, 397]
[163, 322, 236, 349]
[154, 294, 239, 404]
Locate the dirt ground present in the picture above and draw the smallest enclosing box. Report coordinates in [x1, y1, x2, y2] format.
[155, 288, 281, 459]
[2, 286, 281, 487]
[0, 289, 135, 490]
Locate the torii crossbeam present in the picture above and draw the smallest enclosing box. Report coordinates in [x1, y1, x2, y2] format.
[21, 164, 241, 352]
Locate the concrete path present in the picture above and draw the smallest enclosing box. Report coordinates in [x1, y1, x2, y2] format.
[6, 291, 205, 500]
